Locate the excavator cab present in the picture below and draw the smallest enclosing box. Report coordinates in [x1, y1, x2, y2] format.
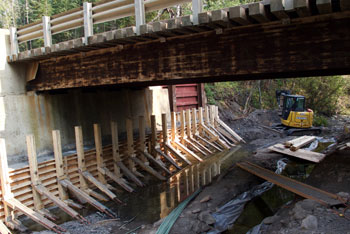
[276, 91, 313, 129]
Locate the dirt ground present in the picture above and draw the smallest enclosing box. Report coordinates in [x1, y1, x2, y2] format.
[31, 109, 350, 234]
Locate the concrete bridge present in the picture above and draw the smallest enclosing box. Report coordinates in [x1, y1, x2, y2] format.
[6, 0, 350, 91]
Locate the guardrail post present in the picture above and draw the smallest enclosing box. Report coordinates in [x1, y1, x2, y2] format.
[42, 16, 52, 48]
[192, 0, 203, 25]
[134, 0, 146, 35]
[84, 2, 93, 45]
[9, 27, 19, 58]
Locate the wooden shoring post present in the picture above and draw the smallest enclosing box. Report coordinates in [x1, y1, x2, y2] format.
[138, 116, 148, 163]
[161, 113, 169, 156]
[155, 114, 182, 169]
[1, 139, 65, 234]
[201, 166, 207, 186]
[126, 118, 136, 172]
[195, 163, 200, 189]
[74, 127, 88, 191]
[208, 165, 212, 184]
[204, 106, 210, 125]
[93, 124, 108, 184]
[191, 108, 212, 155]
[151, 115, 158, 157]
[184, 169, 190, 197]
[111, 121, 122, 176]
[138, 116, 171, 175]
[180, 110, 186, 144]
[189, 165, 195, 193]
[175, 174, 181, 202]
[91, 124, 122, 203]
[54, 131, 116, 218]
[111, 122, 141, 190]
[209, 105, 215, 127]
[185, 109, 192, 139]
[29, 132, 89, 223]
[26, 135, 56, 221]
[97, 122, 134, 193]
[0, 138, 16, 229]
[171, 112, 177, 142]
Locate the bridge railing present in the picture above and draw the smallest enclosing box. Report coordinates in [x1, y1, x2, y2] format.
[9, 0, 202, 58]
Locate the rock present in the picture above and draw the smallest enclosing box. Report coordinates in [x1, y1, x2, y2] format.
[198, 211, 216, 225]
[263, 215, 280, 224]
[292, 203, 309, 220]
[299, 199, 320, 212]
[301, 215, 318, 230]
[192, 221, 211, 233]
[192, 208, 201, 214]
[337, 192, 350, 200]
[200, 195, 212, 203]
[153, 218, 164, 228]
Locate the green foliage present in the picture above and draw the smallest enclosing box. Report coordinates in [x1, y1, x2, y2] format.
[313, 114, 328, 127]
[205, 76, 349, 116]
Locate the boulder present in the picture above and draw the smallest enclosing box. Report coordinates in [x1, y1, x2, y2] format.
[198, 211, 216, 225]
[301, 215, 318, 230]
[263, 215, 280, 225]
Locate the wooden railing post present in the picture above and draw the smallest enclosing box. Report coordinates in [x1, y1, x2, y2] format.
[42, 16, 52, 48]
[134, 0, 146, 35]
[192, 0, 203, 24]
[9, 27, 19, 58]
[84, 2, 93, 44]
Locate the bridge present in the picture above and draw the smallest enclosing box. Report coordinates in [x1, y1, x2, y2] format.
[7, 0, 350, 91]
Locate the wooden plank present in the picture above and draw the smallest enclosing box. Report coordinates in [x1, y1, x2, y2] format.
[285, 136, 316, 151]
[172, 141, 203, 162]
[269, 143, 325, 163]
[237, 161, 342, 206]
[35, 184, 87, 224]
[74, 127, 88, 190]
[5, 198, 65, 233]
[26, 135, 44, 212]
[154, 147, 182, 170]
[93, 124, 108, 184]
[98, 167, 133, 192]
[0, 220, 11, 234]
[60, 179, 116, 218]
[116, 161, 145, 187]
[138, 116, 148, 163]
[131, 157, 166, 181]
[111, 121, 121, 176]
[52, 130, 68, 200]
[81, 171, 122, 203]
[216, 118, 245, 143]
[140, 150, 172, 174]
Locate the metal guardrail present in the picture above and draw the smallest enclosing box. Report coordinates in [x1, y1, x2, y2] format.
[9, 0, 201, 57]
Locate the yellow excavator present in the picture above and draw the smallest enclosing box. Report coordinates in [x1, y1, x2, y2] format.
[275, 90, 321, 135]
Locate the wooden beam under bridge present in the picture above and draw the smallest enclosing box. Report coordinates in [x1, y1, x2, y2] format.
[27, 11, 350, 91]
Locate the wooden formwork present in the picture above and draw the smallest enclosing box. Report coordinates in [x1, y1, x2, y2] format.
[0, 105, 243, 233]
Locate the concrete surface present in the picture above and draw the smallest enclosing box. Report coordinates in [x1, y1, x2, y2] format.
[0, 29, 170, 166]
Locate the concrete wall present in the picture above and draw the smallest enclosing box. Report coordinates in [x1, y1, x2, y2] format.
[0, 29, 170, 166]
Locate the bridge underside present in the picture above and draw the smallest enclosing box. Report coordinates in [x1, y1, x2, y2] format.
[28, 11, 350, 91]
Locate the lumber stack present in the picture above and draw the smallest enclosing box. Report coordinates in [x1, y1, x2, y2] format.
[269, 136, 326, 163]
[0, 105, 243, 232]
